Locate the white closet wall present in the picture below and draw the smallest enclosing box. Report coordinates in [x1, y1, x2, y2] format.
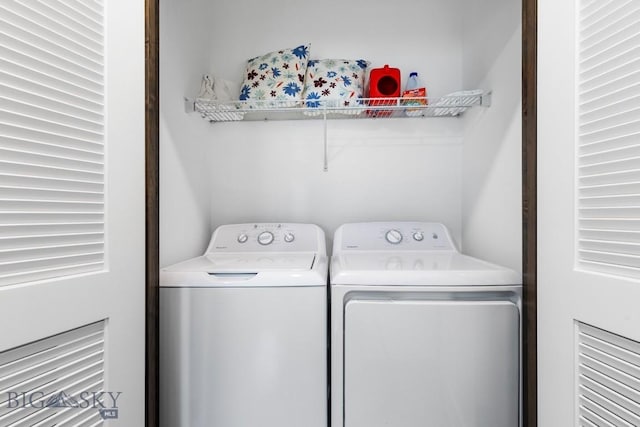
[461, 0, 523, 272]
[160, 0, 216, 266]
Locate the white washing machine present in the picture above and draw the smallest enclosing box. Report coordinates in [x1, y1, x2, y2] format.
[160, 223, 327, 427]
[330, 222, 522, 427]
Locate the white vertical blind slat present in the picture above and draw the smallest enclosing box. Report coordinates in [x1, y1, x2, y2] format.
[579, 58, 640, 93]
[0, 263, 104, 287]
[0, 222, 103, 238]
[0, 213, 104, 226]
[0, 5, 102, 63]
[0, 17, 102, 72]
[580, 96, 640, 125]
[3, 2, 102, 49]
[56, 0, 103, 27]
[0, 175, 103, 193]
[0, 34, 103, 90]
[580, 4, 640, 49]
[38, 0, 104, 31]
[580, 67, 640, 104]
[0, 110, 103, 143]
[0, 163, 103, 185]
[580, 1, 632, 33]
[578, 1, 640, 278]
[0, 58, 102, 104]
[0, 125, 104, 151]
[15, 1, 103, 44]
[0, 149, 103, 174]
[0, 139, 103, 162]
[0, 0, 104, 287]
[0, 232, 104, 250]
[0, 83, 104, 123]
[0, 70, 103, 113]
[1, 98, 103, 134]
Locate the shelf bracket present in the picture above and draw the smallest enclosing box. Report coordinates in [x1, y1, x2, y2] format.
[323, 110, 328, 172]
[183, 97, 196, 113]
[480, 91, 492, 107]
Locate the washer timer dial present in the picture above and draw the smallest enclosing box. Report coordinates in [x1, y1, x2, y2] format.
[257, 231, 275, 245]
[385, 229, 403, 244]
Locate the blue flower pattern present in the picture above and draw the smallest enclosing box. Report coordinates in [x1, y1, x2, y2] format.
[305, 92, 321, 108]
[301, 59, 370, 110]
[292, 45, 309, 59]
[239, 44, 311, 107]
[283, 82, 301, 97]
[239, 85, 251, 100]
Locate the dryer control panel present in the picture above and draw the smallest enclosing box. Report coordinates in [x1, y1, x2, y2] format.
[334, 222, 455, 252]
[206, 223, 324, 253]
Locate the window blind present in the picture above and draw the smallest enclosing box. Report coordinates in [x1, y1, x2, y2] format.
[578, 0, 640, 278]
[577, 322, 640, 426]
[0, 321, 106, 426]
[0, 0, 105, 287]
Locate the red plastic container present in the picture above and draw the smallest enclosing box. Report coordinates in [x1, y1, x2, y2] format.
[367, 65, 401, 117]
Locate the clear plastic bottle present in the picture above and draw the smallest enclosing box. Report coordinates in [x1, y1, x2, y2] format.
[402, 72, 427, 116]
[405, 72, 421, 91]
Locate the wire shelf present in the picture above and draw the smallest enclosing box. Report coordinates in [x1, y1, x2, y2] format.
[188, 90, 491, 123]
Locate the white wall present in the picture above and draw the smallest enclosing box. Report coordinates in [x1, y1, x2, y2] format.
[461, 0, 522, 272]
[204, 0, 466, 251]
[160, 0, 216, 266]
[209, 120, 463, 250]
[206, 0, 463, 97]
[160, 0, 523, 264]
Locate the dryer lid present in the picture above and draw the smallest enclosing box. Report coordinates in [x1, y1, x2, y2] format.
[330, 252, 521, 286]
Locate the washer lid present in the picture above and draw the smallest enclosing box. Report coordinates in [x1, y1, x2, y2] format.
[331, 252, 521, 286]
[160, 252, 327, 288]
[205, 253, 316, 272]
[164, 253, 317, 273]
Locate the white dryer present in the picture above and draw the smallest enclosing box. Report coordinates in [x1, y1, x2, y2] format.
[160, 223, 327, 427]
[330, 222, 522, 427]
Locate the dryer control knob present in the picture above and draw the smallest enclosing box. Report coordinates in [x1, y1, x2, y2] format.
[413, 231, 424, 241]
[257, 231, 274, 245]
[237, 233, 248, 243]
[284, 232, 295, 243]
[385, 229, 403, 244]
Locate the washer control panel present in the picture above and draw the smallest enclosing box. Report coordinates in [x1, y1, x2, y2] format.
[207, 223, 322, 253]
[336, 222, 455, 251]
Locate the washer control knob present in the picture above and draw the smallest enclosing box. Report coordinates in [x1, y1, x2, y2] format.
[257, 231, 274, 245]
[284, 232, 295, 243]
[385, 229, 403, 244]
[413, 231, 424, 242]
[237, 233, 248, 244]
